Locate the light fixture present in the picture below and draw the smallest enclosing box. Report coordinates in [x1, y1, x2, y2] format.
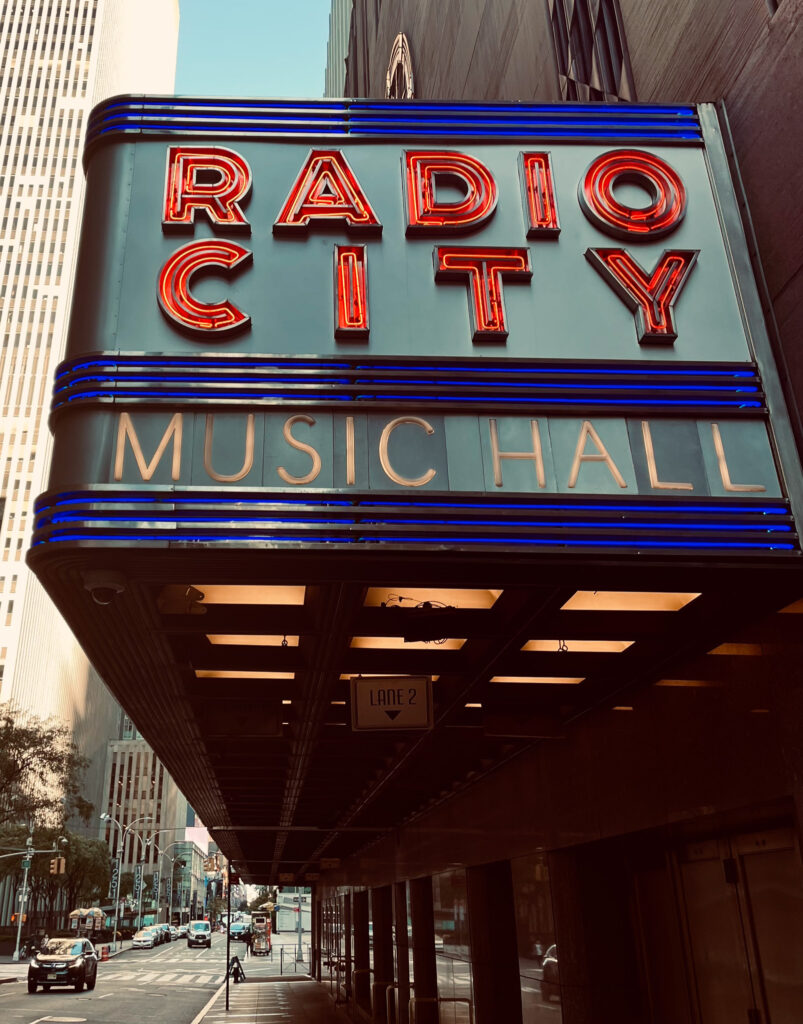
[561, 591, 700, 612]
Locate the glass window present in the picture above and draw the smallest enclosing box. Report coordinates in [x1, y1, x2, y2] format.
[511, 852, 561, 1023]
[432, 869, 472, 1024]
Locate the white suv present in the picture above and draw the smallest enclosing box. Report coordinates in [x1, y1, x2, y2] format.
[187, 920, 212, 949]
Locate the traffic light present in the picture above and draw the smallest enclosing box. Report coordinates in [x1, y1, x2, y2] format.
[49, 858, 57, 874]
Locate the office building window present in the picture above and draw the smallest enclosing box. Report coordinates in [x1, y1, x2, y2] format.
[548, 0, 636, 102]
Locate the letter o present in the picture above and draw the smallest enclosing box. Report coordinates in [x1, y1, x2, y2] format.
[579, 149, 687, 239]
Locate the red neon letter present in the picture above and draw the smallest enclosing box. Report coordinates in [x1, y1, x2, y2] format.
[334, 245, 369, 340]
[579, 150, 686, 240]
[405, 151, 498, 235]
[585, 248, 698, 344]
[157, 240, 252, 334]
[435, 247, 532, 342]
[162, 146, 252, 231]
[274, 150, 381, 233]
[519, 152, 560, 237]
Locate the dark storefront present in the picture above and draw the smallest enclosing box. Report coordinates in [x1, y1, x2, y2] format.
[30, 4, 803, 1020]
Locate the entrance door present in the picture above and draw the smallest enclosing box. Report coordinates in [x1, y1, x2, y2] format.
[678, 828, 803, 1024]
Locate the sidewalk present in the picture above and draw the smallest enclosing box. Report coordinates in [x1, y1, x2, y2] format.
[195, 978, 348, 1024]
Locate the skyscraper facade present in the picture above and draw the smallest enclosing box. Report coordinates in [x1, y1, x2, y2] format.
[0, 0, 179, 733]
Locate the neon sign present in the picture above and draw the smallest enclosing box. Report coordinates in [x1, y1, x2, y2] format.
[156, 146, 701, 349]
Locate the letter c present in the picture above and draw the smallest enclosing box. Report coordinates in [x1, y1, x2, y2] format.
[379, 416, 437, 487]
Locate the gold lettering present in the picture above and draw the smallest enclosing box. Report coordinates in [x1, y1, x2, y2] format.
[379, 416, 437, 487]
[641, 421, 692, 490]
[278, 415, 322, 485]
[489, 418, 545, 488]
[114, 412, 183, 482]
[711, 423, 765, 492]
[568, 420, 627, 489]
[346, 415, 356, 486]
[204, 413, 255, 483]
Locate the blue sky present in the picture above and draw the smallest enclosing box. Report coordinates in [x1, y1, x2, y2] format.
[175, 0, 333, 98]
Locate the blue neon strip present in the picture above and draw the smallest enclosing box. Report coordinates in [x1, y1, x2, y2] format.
[32, 531, 795, 551]
[86, 99, 702, 150]
[362, 395, 763, 407]
[36, 494, 790, 516]
[55, 374, 758, 394]
[56, 358, 354, 377]
[55, 357, 756, 379]
[44, 511, 792, 533]
[55, 393, 764, 411]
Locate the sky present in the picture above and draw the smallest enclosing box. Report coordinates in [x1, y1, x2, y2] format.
[175, 0, 334, 99]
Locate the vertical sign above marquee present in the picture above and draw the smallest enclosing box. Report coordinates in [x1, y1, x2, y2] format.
[30, 100, 800, 559]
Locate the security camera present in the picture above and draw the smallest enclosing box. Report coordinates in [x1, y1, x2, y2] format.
[82, 570, 126, 606]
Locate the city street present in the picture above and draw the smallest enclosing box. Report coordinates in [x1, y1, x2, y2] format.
[0, 932, 231, 1024]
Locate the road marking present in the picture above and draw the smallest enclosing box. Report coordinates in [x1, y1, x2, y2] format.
[189, 982, 226, 1024]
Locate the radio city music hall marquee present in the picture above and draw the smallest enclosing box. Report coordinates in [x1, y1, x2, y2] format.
[34, 100, 800, 557]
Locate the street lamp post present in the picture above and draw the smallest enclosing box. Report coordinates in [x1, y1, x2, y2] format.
[144, 838, 185, 925]
[100, 813, 152, 952]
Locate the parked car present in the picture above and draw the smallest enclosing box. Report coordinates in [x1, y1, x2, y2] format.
[541, 945, 560, 1002]
[187, 920, 212, 949]
[157, 923, 171, 943]
[28, 937, 98, 993]
[132, 928, 157, 949]
[169, 925, 179, 940]
[177, 924, 188, 937]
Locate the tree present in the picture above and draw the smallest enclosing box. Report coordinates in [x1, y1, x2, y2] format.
[0, 704, 91, 827]
[119, 871, 135, 901]
[61, 832, 111, 910]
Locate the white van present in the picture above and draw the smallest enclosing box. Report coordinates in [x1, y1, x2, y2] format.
[187, 920, 212, 949]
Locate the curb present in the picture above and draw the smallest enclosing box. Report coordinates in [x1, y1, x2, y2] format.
[0, 977, 18, 985]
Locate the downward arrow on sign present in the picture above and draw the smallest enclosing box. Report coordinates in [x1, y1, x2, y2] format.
[384, 710, 401, 721]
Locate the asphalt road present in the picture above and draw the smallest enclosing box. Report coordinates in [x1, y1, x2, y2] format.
[0, 932, 229, 1024]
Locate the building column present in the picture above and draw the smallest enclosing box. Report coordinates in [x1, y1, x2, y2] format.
[353, 889, 371, 1015]
[313, 890, 322, 980]
[371, 885, 394, 1022]
[343, 892, 353, 1001]
[409, 876, 438, 1024]
[466, 860, 523, 1024]
[394, 881, 411, 1024]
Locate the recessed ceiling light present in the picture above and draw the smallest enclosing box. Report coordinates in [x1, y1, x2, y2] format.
[561, 591, 700, 612]
[350, 636, 466, 650]
[207, 634, 300, 647]
[521, 639, 633, 653]
[708, 643, 762, 655]
[340, 673, 440, 682]
[612, 706, 634, 711]
[655, 679, 722, 688]
[192, 585, 306, 605]
[330, 701, 346, 706]
[490, 676, 584, 685]
[364, 587, 501, 609]
[195, 670, 295, 680]
[464, 702, 482, 708]
[281, 700, 292, 705]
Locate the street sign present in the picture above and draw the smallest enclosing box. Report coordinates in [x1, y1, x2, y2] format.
[350, 676, 433, 731]
[133, 863, 143, 901]
[108, 861, 119, 899]
[21, 859, 30, 870]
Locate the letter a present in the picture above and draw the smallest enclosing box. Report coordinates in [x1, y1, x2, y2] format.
[274, 150, 381, 234]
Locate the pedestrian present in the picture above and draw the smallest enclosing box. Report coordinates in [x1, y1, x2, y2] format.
[243, 928, 252, 958]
